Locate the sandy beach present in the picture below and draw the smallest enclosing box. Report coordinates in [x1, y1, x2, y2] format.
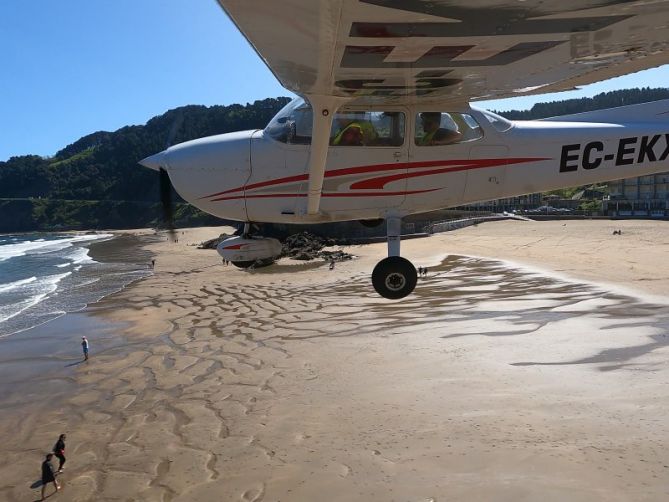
[1, 219, 669, 501]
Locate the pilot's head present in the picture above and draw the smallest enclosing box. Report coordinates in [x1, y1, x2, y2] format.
[420, 112, 442, 132]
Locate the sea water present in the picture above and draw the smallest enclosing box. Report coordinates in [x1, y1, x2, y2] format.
[0, 233, 151, 337]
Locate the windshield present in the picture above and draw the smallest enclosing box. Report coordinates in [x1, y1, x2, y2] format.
[480, 110, 513, 132]
[264, 97, 313, 144]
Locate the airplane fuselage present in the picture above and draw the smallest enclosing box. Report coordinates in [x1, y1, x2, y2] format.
[143, 101, 669, 225]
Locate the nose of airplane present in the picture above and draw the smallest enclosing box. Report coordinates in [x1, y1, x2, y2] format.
[139, 151, 166, 171]
[137, 131, 255, 222]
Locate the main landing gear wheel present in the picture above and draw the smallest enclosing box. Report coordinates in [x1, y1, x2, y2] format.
[232, 260, 255, 269]
[372, 256, 417, 299]
[359, 218, 384, 228]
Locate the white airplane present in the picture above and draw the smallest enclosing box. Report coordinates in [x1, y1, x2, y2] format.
[140, 0, 669, 299]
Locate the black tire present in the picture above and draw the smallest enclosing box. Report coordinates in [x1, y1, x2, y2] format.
[359, 218, 384, 228]
[372, 257, 417, 299]
[231, 260, 255, 269]
[231, 258, 275, 269]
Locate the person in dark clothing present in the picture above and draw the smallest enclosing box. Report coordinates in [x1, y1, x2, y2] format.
[41, 453, 60, 500]
[53, 434, 66, 472]
[417, 112, 462, 146]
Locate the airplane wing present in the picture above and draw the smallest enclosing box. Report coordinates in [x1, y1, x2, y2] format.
[218, 0, 669, 105]
[217, 0, 669, 215]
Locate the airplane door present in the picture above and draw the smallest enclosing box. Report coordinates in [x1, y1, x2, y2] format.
[405, 142, 472, 212]
[403, 111, 477, 212]
[464, 145, 509, 203]
[319, 109, 409, 215]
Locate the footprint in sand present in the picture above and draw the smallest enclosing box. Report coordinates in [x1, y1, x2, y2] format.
[294, 433, 311, 443]
[339, 463, 352, 477]
[371, 449, 395, 464]
[241, 484, 265, 502]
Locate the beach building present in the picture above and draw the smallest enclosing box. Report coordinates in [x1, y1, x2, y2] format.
[604, 172, 669, 218]
[461, 193, 543, 212]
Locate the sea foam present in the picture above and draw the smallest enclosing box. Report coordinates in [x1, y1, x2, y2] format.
[0, 272, 71, 324]
[0, 276, 37, 294]
[0, 234, 113, 262]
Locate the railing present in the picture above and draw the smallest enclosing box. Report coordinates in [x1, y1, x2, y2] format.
[426, 214, 529, 234]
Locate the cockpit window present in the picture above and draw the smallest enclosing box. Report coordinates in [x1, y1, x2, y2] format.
[415, 112, 483, 146]
[480, 109, 513, 132]
[330, 111, 404, 147]
[264, 97, 405, 147]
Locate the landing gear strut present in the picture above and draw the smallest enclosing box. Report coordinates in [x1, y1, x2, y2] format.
[371, 216, 417, 299]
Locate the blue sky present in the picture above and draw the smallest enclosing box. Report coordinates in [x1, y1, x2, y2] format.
[1, 0, 668, 161]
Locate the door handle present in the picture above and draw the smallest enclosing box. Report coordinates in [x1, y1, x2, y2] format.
[393, 151, 402, 159]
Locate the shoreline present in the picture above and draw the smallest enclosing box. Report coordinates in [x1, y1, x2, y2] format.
[0, 232, 154, 339]
[1, 221, 669, 501]
[0, 232, 156, 429]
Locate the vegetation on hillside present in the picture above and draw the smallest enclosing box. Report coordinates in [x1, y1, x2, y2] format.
[0, 98, 290, 231]
[496, 87, 669, 120]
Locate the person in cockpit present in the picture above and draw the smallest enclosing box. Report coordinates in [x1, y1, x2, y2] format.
[332, 113, 378, 146]
[417, 112, 462, 146]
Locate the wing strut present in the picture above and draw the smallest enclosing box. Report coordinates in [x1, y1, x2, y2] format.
[305, 95, 349, 215]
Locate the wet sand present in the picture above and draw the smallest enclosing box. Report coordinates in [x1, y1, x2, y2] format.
[1, 220, 669, 501]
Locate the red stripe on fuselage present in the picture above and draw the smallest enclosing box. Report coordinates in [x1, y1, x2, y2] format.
[350, 157, 543, 190]
[201, 157, 549, 200]
[210, 189, 436, 202]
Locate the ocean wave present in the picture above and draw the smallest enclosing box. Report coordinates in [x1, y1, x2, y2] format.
[0, 232, 151, 338]
[71, 277, 100, 289]
[67, 246, 95, 265]
[0, 271, 71, 325]
[0, 233, 113, 262]
[0, 311, 67, 339]
[0, 292, 50, 325]
[0, 276, 37, 294]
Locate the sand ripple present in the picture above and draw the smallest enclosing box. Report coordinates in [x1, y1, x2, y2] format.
[2, 254, 669, 501]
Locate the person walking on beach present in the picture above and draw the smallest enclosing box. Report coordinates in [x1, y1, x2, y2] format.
[81, 336, 89, 360]
[40, 453, 60, 500]
[53, 434, 66, 472]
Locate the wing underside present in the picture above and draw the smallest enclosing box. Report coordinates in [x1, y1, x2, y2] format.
[218, 0, 669, 105]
